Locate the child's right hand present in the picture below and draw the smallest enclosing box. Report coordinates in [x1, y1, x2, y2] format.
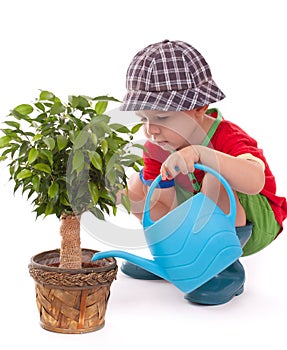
[160, 146, 200, 180]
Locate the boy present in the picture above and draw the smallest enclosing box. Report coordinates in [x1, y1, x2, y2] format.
[119, 40, 287, 305]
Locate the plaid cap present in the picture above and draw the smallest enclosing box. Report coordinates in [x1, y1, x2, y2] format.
[120, 40, 225, 111]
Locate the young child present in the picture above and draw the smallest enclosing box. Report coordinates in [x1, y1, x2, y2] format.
[119, 39, 287, 305]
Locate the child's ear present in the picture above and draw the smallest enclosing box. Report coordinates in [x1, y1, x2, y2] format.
[194, 105, 209, 116]
[195, 105, 209, 113]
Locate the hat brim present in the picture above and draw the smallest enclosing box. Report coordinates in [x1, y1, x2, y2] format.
[120, 79, 225, 111]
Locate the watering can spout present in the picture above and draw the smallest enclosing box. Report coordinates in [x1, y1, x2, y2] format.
[92, 250, 168, 280]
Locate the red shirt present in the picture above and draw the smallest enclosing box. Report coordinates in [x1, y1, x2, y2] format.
[142, 111, 287, 231]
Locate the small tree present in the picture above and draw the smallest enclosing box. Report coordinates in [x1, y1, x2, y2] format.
[0, 90, 143, 269]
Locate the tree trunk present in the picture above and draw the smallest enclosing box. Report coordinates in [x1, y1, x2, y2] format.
[59, 213, 82, 269]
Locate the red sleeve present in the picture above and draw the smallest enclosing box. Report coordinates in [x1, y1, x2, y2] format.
[212, 121, 266, 161]
[142, 141, 170, 180]
[212, 121, 271, 188]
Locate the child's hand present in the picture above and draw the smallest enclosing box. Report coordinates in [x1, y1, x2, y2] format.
[160, 146, 200, 180]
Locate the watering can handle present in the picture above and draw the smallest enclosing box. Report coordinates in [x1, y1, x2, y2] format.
[143, 163, 236, 228]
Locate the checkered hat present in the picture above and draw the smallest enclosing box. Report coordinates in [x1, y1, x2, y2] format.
[120, 40, 225, 111]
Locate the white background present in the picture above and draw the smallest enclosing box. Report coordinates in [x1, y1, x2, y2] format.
[1, 0, 286, 349]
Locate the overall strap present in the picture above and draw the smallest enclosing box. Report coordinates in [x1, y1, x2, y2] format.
[188, 108, 223, 191]
[202, 108, 223, 146]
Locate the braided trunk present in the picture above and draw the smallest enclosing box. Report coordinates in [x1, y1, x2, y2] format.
[59, 213, 82, 269]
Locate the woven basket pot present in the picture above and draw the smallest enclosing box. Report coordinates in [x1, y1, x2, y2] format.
[28, 248, 118, 334]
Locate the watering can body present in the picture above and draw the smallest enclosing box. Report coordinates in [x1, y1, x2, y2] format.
[92, 164, 242, 293]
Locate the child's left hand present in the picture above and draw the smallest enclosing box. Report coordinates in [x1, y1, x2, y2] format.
[160, 146, 200, 180]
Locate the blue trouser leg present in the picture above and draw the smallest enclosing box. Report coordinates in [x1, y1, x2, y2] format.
[235, 221, 253, 248]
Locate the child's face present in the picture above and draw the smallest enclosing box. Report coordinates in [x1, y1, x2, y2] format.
[136, 110, 200, 151]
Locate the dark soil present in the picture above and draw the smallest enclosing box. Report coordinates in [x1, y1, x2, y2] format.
[48, 260, 109, 268]
[31, 248, 116, 270]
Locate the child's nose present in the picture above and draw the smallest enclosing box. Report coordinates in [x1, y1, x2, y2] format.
[146, 122, 160, 136]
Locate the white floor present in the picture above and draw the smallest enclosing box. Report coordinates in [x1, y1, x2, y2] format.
[1, 173, 287, 350]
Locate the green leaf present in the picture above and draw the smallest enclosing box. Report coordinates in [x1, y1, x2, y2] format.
[43, 137, 55, 150]
[89, 182, 99, 204]
[95, 101, 108, 114]
[16, 169, 33, 179]
[106, 137, 119, 151]
[34, 112, 47, 122]
[69, 95, 90, 109]
[39, 90, 55, 101]
[19, 141, 29, 156]
[89, 207, 105, 220]
[28, 148, 39, 164]
[48, 181, 59, 199]
[93, 96, 121, 103]
[106, 170, 116, 184]
[101, 139, 108, 155]
[72, 150, 85, 173]
[121, 193, 131, 213]
[131, 123, 143, 134]
[75, 183, 88, 199]
[90, 133, 98, 146]
[114, 163, 124, 174]
[4, 121, 20, 129]
[122, 154, 143, 166]
[35, 102, 45, 112]
[91, 114, 110, 124]
[32, 175, 40, 191]
[100, 189, 116, 203]
[33, 163, 51, 174]
[65, 114, 84, 129]
[69, 130, 76, 143]
[32, 134, 43, 142]
[3, 132, 22, 143]
[88, 151, 102, 171]
[45, 201, 54, 216]
[13, 104, 34, 115]
[0, 135, 11, 148]
[50, 102, 65, 115]
[9, 165, 15, 176]
[77, 96, 90, 108]
[73, 130, 89, 150]
[60, 193, 70, 206]
[68, 95, 80, 108]
[34, 203, 46, 218]
[56, 135, 68, 151]
[132, 143, 146, 151]
[110, 123, 130, 133]
[39, 149, 53, 165]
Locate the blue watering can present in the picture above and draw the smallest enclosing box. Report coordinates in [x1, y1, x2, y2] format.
[92, 164, 242, 293]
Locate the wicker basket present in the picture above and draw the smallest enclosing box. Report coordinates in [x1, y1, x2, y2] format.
[28, 248, 118, 334]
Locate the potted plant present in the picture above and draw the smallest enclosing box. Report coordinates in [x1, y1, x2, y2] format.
[0, 90, 143, 334]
